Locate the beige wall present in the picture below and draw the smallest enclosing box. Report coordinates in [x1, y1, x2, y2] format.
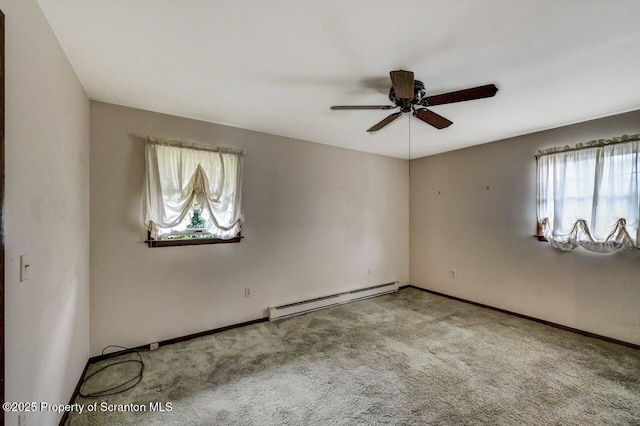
[410, 110, 640, 345]
[2, 1, 90, 425]
[89, 102, 409, 355]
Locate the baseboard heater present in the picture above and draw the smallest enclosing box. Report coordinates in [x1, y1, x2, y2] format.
[269, 281, 399, 321]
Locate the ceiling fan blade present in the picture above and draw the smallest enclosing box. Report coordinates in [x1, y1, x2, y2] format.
[423, 84, 498, 106]
[414, 108, 453, 129]
[390, 70, 414, 99]
[366, 112, 403, 132]
[331, 105, 395, 110]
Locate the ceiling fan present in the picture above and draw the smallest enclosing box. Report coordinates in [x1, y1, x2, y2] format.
[331, 70, 498, 132]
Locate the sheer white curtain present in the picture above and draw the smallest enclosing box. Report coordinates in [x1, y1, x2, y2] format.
[537, 138, 639, 252]
[144, 140, 243, 239]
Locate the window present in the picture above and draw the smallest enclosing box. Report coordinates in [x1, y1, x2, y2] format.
[143, 138, 244, 247]
[536, 135, 639, 252]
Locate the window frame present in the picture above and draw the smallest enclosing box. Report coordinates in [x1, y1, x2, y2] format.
[534, 136, 640, 249]
[143, 138, 244, 248]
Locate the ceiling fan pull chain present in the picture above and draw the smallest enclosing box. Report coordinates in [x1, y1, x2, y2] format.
[408, 114, 411, 176]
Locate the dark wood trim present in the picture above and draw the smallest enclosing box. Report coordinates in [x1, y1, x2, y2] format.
[57, 360, 90, 426]
[88, 316, 268, 364]
[1, 10, 5, 425]
[146, 230, 243, 247]
[405, 285, 640, 350]
[155, 317, 268, 347]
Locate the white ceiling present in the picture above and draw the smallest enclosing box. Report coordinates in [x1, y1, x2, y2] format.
[38, 0, 640, 159]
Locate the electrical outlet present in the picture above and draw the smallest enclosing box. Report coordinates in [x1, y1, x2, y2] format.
[367, 268, 372, 276]
[245, 288, 251, 297]
[150, 342, 159, 350]
[19, 413, 27, 426]
[450, 270, 456, 278]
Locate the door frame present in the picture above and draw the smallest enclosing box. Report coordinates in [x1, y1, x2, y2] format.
[1, 9, 6, 423]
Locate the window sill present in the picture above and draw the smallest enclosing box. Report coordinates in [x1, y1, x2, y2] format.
[146, 231, 243, 248]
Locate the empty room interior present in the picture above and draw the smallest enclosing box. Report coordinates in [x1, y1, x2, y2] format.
[2, 0, 640, 425]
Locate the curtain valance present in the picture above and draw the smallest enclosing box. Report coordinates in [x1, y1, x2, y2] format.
[146, 136, 244, 155]
[536, 134, 640, 157]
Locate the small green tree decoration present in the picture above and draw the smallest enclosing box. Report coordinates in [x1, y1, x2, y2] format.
[187, 206, 206, 229]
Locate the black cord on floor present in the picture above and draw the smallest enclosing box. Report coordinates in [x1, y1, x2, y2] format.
[78, 345, 145, 398]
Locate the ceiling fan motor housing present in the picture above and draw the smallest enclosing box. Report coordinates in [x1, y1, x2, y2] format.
[389, 80, 426, 112]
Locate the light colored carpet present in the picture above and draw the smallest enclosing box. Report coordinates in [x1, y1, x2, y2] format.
[67, 288, 640, 425]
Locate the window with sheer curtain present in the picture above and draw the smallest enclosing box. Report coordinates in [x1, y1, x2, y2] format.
[536, 135, 639, 252]
[143, 139, 244, 246]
